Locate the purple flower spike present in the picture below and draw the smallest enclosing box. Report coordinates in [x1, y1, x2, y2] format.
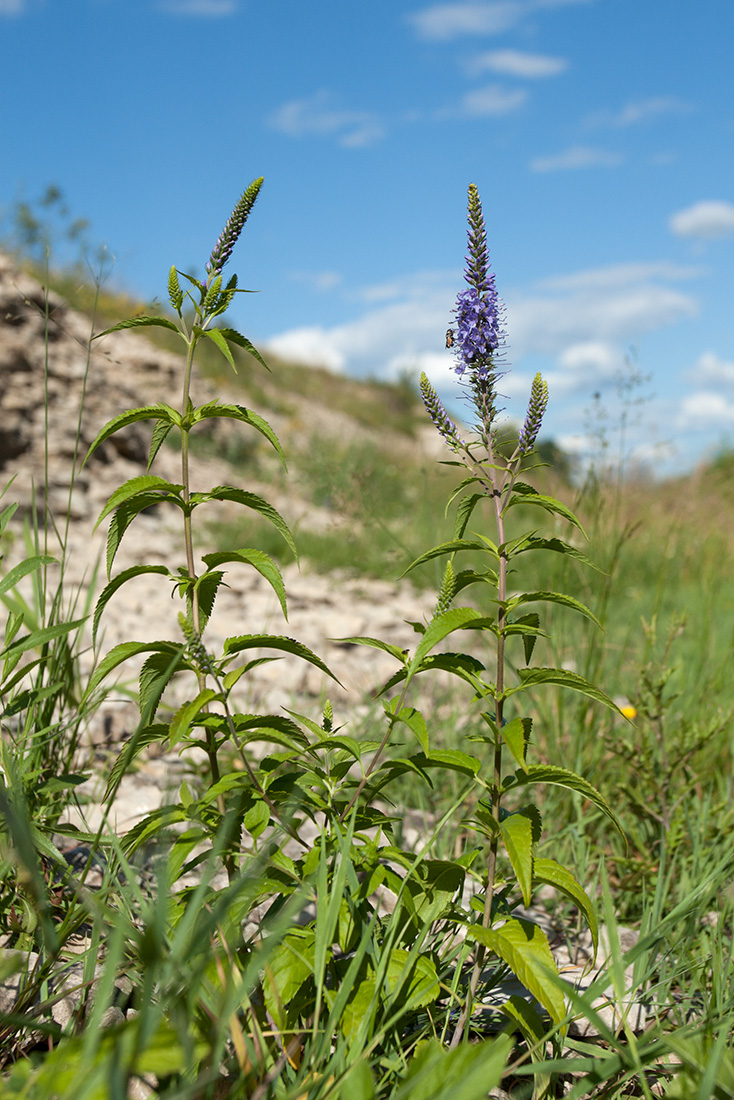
[449, 184, 505, 424]
[420, 372, 465, 452]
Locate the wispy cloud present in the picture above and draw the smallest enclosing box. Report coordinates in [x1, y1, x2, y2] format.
[670, 200, 734, 240]
[408, 0, 589, 40]
[466, 48, 568, 78]
[0, 0, 27, 14]
[268, 90, 385, 148]
[157, 0, 238, 13]
[530, 145, 623, 172]
[677, 391, 734, 428]
[461, 83, 528, 115]
[265, 260, 698, 400]
[687, 351, 734, 387]
[287, 270, 343, 293]
[587, 96, 692, 128]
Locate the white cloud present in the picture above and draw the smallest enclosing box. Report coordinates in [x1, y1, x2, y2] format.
[461, 83, 528, 115]
[587, 96, 691, 128]
[268, 91, 385, 148]
[669, 200, 734, 240]
[467, 49, 568, 78]
[0, 0, 26, 12]
[407, 0, 588, 39]
[530, 145, 623, 172]
[559, 341, 619, 374]
[689, 351, 734, 387]
[265, 261, 697, 407]
[288, 270, 343, 292]
[539, 261, 705, 292]
[678, 392, 734, 428]
[157, 0, 237, 13]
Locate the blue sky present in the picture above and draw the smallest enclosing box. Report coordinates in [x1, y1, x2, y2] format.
[2, 0, 733, 474]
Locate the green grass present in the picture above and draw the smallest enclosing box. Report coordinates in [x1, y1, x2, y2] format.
[1, 245, 733, 1098]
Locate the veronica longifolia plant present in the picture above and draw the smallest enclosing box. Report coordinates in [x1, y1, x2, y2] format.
[80, 181, 336, 881]
[351, 185, 624, 1048]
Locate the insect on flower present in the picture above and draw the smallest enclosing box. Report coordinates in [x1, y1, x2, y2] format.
[445, 328, 455, 349]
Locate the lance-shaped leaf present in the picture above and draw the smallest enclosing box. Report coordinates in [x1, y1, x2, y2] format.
[504, 533, 604, 573]
[500, 805, 542, 908]
[0, 555, 56, 597]
[214, 327, 270, 373]
[467, 918, 566, 1024]
[104, 723, 171, 799]
[169, 689, 220, 748]
[499, 715, 533, 771]
[509, 764, 625, 842]
[222, 633, 341, 684]
[454, 492, 486, 539]
[139, 647, 187, 723]
[93, 565, 173, 646]
[402, 539, 497, 577]
[201, 548, 287, 619]
[385, 702, 429, 752]
[190, 486, 297, 559]
[82, 640, 188, 706]
[508, 666, 620, 711]
[93, 316, 183, 340]
[533, 857, 598, 959]
[407, 607, 485, 684]
[95, 476, 183, 529]
[375, 651, 488, 698]
[0, 617, 86, 660]
[104, 493, 179, 577]
[192, 402, 285, 466]
[507, 590, 601, 628]
[83, 405, 182, 467]
[336, 635, 409, 662]
[504, 481, 587, 537]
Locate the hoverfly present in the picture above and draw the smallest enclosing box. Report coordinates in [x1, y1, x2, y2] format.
[445, 328, 455, 349]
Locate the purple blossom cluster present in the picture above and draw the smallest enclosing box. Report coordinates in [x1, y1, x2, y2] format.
[448, 184, 505, 396]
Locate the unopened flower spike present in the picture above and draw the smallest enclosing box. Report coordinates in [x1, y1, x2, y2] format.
[518, 372, 549, 456]
[420, 372, 465, 452]
[205, 177, 264, 284]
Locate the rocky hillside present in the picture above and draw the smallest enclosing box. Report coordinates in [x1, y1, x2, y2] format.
[0, 253, 447, 808]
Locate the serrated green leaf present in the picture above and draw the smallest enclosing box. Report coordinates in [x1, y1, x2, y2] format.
[105, 494, 172, 576]
[82, 640, 186, 706]
[407, 607, 484, 682]
[103, 723, 170, 799]
[191, 486, 296, 559]
[193, 402, 286, 466]
[509, 534, 604, 573]
[508, 590, 600, 628]
[201, 548, 287, 619]
[501, 716, 532, 771]
[223, 633, 341, 684]
[402, 539, 495, 577]
[468, 918, 566, 1023]
[216, 328, 270, 373]
[139, 647, 186, 723]
[454, 493, 486, 540]
[95, 476, 183, 529]
[513, 765, 625, 842]
[504, 482, 586, 536]
[169, 689, 219, 748]
[148, 417, 173, 471]
[202, 325, 237, 371]
[93, 565, 172, 646]
[93, 316, 182, 339]
[388, 703, 429, 752]
[509, 666, 620, 712]
[337, 635, 409, 662]
[83, 405, 182, 467]
[500, 806, 542, 907]
[533, 858, 598, 959]
[412, 749, 480, 775]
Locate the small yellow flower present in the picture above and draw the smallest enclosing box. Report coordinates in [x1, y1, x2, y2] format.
[620, 704, 637, 720]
